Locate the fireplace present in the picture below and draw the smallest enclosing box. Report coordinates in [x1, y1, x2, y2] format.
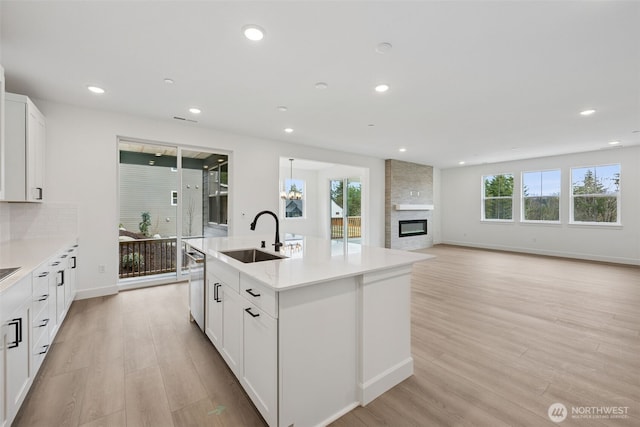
[398, 219, 427, 238]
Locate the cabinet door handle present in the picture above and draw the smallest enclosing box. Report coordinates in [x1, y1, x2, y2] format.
[71, 256, 77, 269]
[38, 344, 50, 355]
[38, 318, 50, 328]
[38, 271, 50, 278]
[57, 270, 65, 286]
[8, 318, 23, 349]
[213, 283, 221, 302]
[35, 187, 43, 200]
[245, 288, 261, 298]
[37, 294, 49, 301]
[245, 307, 260, 318]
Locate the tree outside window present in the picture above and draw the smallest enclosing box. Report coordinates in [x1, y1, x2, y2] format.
[483, 174, 514, 220]
[571, 164, 620, 223]
[522, 170, 560, 221]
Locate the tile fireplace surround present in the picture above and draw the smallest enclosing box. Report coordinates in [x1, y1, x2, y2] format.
[385, 159, 434, 250]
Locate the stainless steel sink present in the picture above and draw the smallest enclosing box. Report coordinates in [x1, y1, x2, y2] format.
[220, 249, 286, 263]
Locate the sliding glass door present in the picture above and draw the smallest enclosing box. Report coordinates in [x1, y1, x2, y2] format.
[329, 177, 362, 247]
[118, 140, 228, 285]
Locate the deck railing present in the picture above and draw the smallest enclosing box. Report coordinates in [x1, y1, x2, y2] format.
[330, 216, 361, 239]
[119, 238, 188, 279]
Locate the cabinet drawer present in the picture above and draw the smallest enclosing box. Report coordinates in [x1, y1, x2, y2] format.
[32, 329, 51, 373]
[32, 291, 50, 322]
[32, 268, 51, 294]
[32, 306, 50, 346]
[240, 273, 277, 318]
[208, 258, 240, 292]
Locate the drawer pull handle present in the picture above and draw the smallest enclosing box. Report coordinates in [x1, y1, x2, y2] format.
[38, 318, 50, 328]
[37, 294, 49, 301]
[38, 344, 50, 355]
[38, 271, 50, 278]
[245, 307, 260, 318]
[245, 288, 261, 298]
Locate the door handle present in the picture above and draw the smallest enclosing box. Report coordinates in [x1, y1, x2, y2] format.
[245, 307, 260, 318]
[245, 288, 261, 298]
[8, 318, 22, 349]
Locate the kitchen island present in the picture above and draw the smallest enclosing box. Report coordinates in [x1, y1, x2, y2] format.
[187, 235, 432, 427]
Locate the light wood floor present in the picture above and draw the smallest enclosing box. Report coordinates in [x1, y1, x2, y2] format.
[14, 245, 640, 426]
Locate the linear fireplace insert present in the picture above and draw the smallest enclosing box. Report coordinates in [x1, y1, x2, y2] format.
[398, 219, 428, 238]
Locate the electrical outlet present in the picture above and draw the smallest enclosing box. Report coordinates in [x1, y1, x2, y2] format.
[98, 265, 105, 273]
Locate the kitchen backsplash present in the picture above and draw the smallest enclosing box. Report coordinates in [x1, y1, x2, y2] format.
[1, 202, 78, 241]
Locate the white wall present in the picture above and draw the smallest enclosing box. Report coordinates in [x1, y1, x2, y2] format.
[37, 100, 387, 298]
[440, 146, 640, 265]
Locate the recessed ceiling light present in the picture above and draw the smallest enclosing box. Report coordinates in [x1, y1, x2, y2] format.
[164, 78, 174, 84]
[243, 25, 265, 41]
[580, 109, 596, 116]
[218, 159, 224, 162]
[315, 82, 328, 89]
[87, 85, 105, 94]
[608, 140, 621, 145]
[459, 161, 466, 165]
[155, 153, 162, 157]
[375, 42, 393, 54]
[375, 84, 390, 93]
[276, 106, 288, 112]
[149, 160, 155, 166]
[284, 128, 294, 134]
[189, 107, 201, 114]
[399, 148, 407, 152]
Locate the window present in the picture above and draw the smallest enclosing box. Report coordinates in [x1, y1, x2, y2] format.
[482, 174, 514, 220]
[208, 162, 228, 224]
[283, 178, 304, 218]
[571, 164, 620, 224]
[170, 190, 178, 206]
[522, 170, 560, 222]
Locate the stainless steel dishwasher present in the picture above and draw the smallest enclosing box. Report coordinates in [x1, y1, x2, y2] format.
[186, 247, 205, 332]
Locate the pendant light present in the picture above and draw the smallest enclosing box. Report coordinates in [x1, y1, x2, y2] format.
[281, 159, 303, 200]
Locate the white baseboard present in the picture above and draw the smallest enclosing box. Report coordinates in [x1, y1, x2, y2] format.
[360, 357, 414, 405]
[441, 240, 640, 266]
[74, 284, 118, 300]
[314, 402, 360, 427]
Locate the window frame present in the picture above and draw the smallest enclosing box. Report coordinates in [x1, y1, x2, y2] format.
[569, 163, 621, 226]
[282, 178, 306, 219]
[520, 168, 561, 224]
[481, 173, 514, 222]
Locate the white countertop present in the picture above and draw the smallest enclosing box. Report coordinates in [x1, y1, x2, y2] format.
[0, 237, 77, 293]
[185, 234, 433, 291]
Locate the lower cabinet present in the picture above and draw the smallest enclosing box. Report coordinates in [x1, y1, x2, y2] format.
[1, 240, 79, 427]
[220, 284, 244, 377]
[2, 276, 32, 426]
[205, 278, 223, 349]
[205, 258, 278, 426]
[242, 303, 277, 427]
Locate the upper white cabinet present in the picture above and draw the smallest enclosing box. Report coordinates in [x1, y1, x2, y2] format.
[0, 65, 5, 200]
[4, 92, 46, 202]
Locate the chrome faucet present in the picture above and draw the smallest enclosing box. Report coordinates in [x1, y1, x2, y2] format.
[250, 210, 283, 252]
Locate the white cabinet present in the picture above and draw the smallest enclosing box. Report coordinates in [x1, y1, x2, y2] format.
[205, 277, 223, 349]
[32, 267, 52, 374]
[64, 245, 78, 308]
[242, 303, 277, 427]
[0, 65, 5, 200]
[4, 92, 46, 202]
[2, 275, 32, 426]
[221, 284, 244, 378]
[204, 258, 278, 426]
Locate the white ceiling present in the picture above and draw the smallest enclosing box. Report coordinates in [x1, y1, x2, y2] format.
[1, 1, 639, 169]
